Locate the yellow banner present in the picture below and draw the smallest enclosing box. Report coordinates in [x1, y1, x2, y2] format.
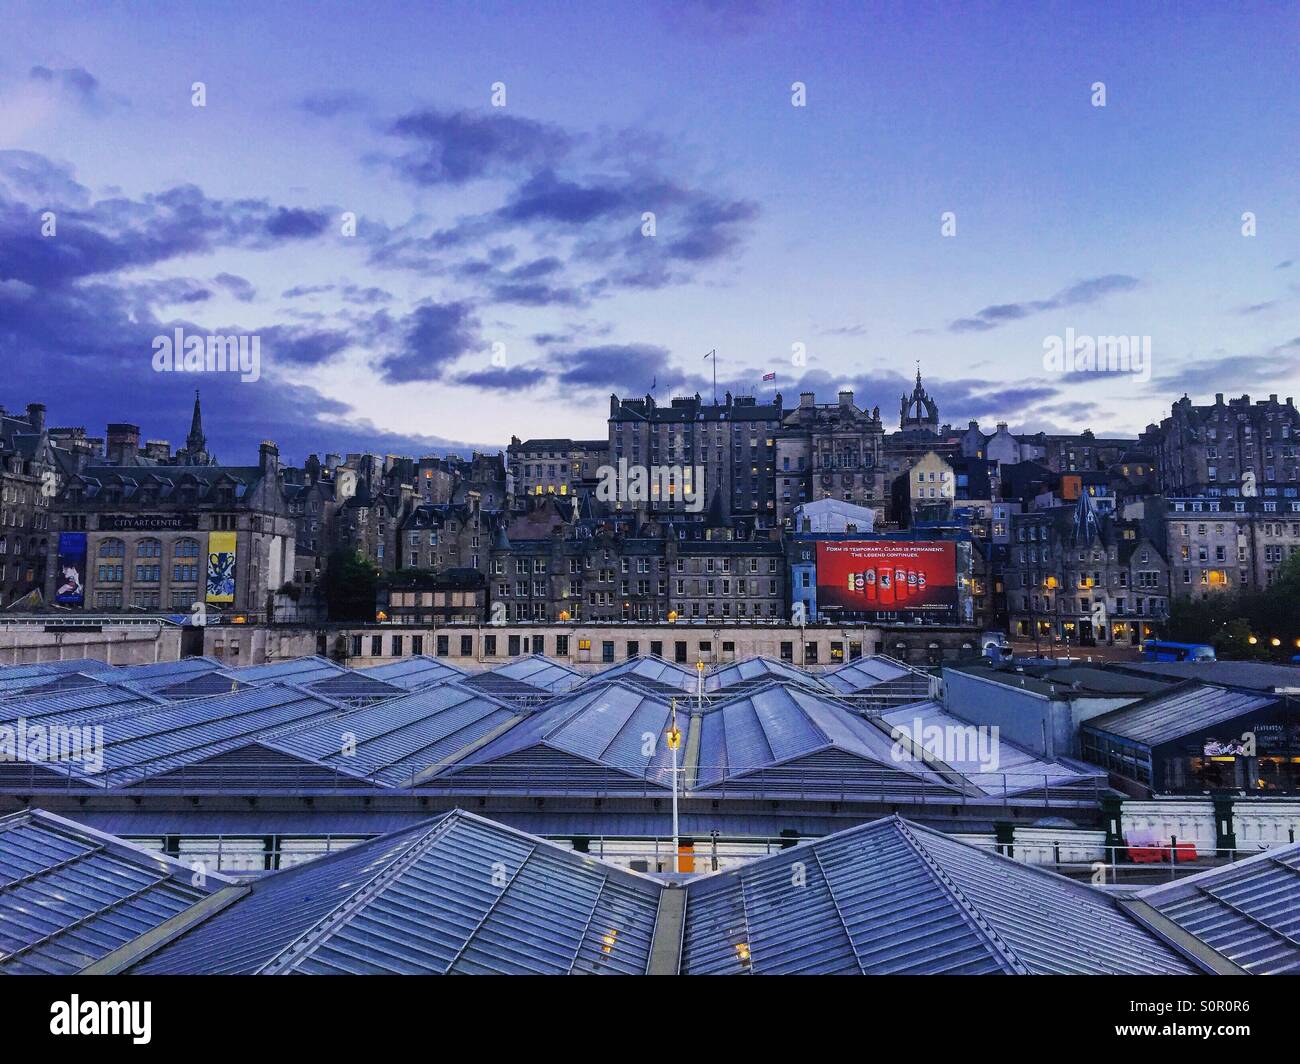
[206, 531, 237, 604]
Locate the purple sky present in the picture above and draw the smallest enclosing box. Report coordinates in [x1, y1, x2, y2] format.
[1, 0, 1297, 463]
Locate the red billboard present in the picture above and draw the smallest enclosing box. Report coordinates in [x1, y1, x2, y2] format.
[816, 541, 958, 616]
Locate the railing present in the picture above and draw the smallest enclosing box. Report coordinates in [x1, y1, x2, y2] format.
[0, 757, 1108, 807]
[117, 830, 1279, 885]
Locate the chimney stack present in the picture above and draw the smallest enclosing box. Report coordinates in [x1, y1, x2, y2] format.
[26, 403, 45, 433]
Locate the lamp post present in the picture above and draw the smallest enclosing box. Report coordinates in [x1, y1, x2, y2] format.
[666, 698, 682, 873]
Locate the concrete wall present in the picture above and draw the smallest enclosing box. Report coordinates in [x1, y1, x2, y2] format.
[0, 624, 184, 665]
[941, 668, 1134, 758]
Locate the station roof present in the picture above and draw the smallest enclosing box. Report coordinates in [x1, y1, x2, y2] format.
[693, 685, 961, 800]
[879, 701, 1105, 798]
[253, 682, 521, 787]
[704, 657, 827, 695]
[592, 656, 698, 696]
[1110, 659, 1300, 692]
[436, 681, 680, 792]
[359, 655, 466, 690]
[679, 815, 1198, 975]
[226, 656, 349, 685]
[822, 656, 923, 694]
[133, 809, 661, 975]
[1133, 842, 1300, 975]
[1081, 683, 1277, 748]
[23, 683, 348, 789]
[0, 808, 237, 975]
[487, 654, 585, 693]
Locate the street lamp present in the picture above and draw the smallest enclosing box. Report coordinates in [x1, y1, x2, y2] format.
[666, 698, 682, 873]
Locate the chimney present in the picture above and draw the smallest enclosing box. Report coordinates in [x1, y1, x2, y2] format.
[838, 390, 853, 409]
[800, 392, 815, 409]
[26, 403, 45, 433]
[105, 423, 141, 464]
[1215, 393, 1224, 404]
[259, 440, 280, 474]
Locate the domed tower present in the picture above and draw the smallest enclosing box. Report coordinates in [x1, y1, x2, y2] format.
[899, 366, 939, 434]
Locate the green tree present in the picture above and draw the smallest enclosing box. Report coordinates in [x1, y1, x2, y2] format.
[322, 549, 380, 622]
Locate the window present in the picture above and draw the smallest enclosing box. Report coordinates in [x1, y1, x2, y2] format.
[484, 634, 497, 656]
[370, 635, 382, 656]
[392, 635, 403, 656]
[436, 635, 449, 656]
[555, 635, 569, 656]
[460, 635, 473, 656]
[602, 640, 615, 663]
[626, 641, 639, 658]
[412, 635, 423, 656]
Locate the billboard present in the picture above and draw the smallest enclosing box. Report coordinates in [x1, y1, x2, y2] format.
[816, 540, 957, 616]
[54, 532, 87, 607]
[206, 531, 236, 604]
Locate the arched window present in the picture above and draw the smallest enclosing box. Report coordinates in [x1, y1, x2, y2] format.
[0, 536, 7, 554]
[97, 539, 125, 584]
[137, 539, 162, 558]
[172, 539, 201, 584]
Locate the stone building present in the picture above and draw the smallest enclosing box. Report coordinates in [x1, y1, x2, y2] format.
[1146, 391, 1300, 497]
[0, 403, 57, 607]
[1005, 494, 1169, 646]
[775, 390, 885, 525]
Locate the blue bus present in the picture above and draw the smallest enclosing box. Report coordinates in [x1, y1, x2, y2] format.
[1141, 640, 1215, 663]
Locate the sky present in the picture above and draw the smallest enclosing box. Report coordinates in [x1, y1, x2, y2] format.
[0, 0, 1296, 464]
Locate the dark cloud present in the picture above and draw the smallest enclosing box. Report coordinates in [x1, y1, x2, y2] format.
[384, 107, 571, 186]
[552, 343, 687, 393]
[264, 207, 330, 239]
[213, 273, 256, 302]
[375, 300, 482, 383]
[0, 151, 333, 291]
[260, 325, 351, 366]
[948, 274, 1140, 333]
[454, 365, 549, 390]
[1151, 340, 1300, 397]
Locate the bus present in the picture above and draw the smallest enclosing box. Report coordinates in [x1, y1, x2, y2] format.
[1141, 640, 1215, 663]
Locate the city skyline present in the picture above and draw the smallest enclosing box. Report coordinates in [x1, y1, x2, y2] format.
[2, 0, 1297, 464]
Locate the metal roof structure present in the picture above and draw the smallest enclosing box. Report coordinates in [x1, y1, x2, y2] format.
[6, 683, 347, 790]
[1081, 683, 1276, 748]
[133, 810, 662, 975]
[1131, 842, 1300, 974]
[1113, 659, 1300, 692]
[0, 808, 239, 975]
[433, 680, 680, 793]
[0, 658, 116, 678]
[591, 655, 698, 696]
[704, 657, 827, 695]
[879, 701, 1105, 799]
[0, 680, 167, 730]
[458, 669, 555, 709]
[692, 684, 963, 800]
[679, 815, 1199, 975]
[105, 656, 228, 688]
[486, 654, 585, 693]
[821, 655, 916, 692]
[245, 682, 521, 788]
[302, 670, 407, 706]
[0, 669, 114, 698]
[359, 656, 467, 690]
[225, 655, 349, 686]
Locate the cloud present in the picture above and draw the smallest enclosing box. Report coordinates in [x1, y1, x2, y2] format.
[383, 107, 571, 186]
[375, 300, 482, 383]
[1151, 339, 1300, 397]
[948, 274, 1140, 333]
[28, 65, 124, 115]
[298, 92, 370, 117]
[454, 365, 549, 390]
[213, 273, 256, 302]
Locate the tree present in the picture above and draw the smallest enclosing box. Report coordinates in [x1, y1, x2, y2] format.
[322, 549, 379, 622]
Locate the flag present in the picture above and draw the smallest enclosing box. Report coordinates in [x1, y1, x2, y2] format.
[762, 371, 776, 382]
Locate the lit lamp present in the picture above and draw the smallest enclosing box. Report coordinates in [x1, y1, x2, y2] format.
[1248, 635, 1258, 645]
[558, 609, 570, 622]
[1271, 637, 1281, 647]
[668, 610, 678, 623]
[375, 611, 388, 623]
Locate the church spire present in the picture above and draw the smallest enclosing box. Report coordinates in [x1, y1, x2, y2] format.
[188, 389, 205, 453]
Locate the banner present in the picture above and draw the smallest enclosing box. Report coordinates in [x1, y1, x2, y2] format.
[816, 540, 957, 616]
[54, 532, 87, 607]
[206, 531, 237, 604]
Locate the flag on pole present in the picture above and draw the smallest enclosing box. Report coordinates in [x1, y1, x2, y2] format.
[762, 371, 776, 382]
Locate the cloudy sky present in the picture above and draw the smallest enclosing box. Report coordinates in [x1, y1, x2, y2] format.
[1, 0, 1296, 464]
